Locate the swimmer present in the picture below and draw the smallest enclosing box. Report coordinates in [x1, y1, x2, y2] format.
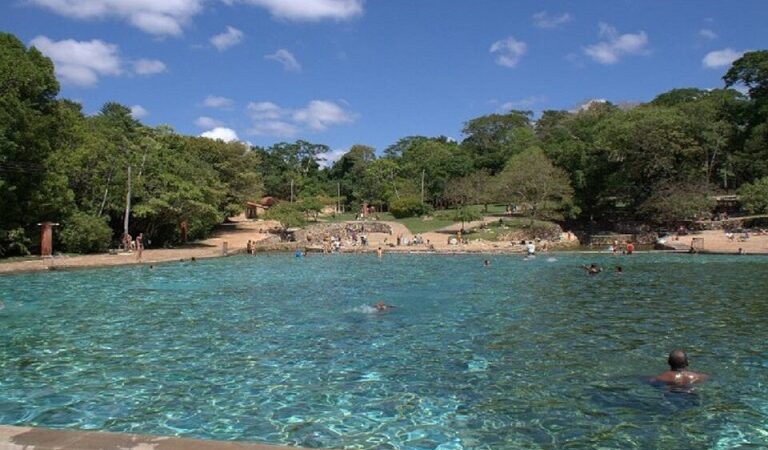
[651, 349, 707, 386]
[483, 259, 490, 267]
[582, 263, 601, 274]
[615, 265, 623, 274]
[373, 300, 396, 312]
[376, 247, 383, 258]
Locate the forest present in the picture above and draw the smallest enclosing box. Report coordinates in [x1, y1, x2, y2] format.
[2, 31, 768, 256]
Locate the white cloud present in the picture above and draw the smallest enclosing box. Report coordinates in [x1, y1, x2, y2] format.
[249, 120, 299, 137]
[702, 48, 744, 69]
[247, 101, 285, 120]
[265, 49, 301, 72]
[246, 99, 356, 136]
[584, 23, 648, 64]
[130, 105, 148, 119]
[293, 100, 355, 131]
[699, 29, 718, 40]
[210, 26, 244, 51]
[195, 116, 224, 128]
[203, 95, 234, 109]
[490, 37, 527, 68]
[236, 0, 362, 21]
[133, 58, 167, 75]
[532, 11, 572, 29]
[28, 0, 203, 36]
[30, 35, 122, 86]
[200, 127, 239, 142]
[500, 95, 547, 111]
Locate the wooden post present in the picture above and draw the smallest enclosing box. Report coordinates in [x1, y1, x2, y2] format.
[40, 222, 53, 257]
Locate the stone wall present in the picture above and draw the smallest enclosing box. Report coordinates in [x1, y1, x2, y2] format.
[292, 222, 392, 243]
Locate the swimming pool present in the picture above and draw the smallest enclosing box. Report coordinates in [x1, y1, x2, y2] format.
[0, 253, 766, 449]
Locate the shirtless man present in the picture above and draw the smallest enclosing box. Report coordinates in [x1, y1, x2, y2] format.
[373, 300, 396, 312]
[652, 349, 707, 386]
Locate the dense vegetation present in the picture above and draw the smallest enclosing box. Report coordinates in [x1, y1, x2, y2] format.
[2, 31, 768, 256]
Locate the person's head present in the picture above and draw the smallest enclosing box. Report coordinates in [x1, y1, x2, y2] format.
[668, 349, 689, 370]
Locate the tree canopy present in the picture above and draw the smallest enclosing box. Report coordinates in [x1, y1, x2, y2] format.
[2, 30, 767, 255]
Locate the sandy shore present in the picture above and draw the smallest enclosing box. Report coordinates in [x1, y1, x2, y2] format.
[0, 220, 277, 275]
[2, 221, 765, 275]
[662, 229, 768, 254]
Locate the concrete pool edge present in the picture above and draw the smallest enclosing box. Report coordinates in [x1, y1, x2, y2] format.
[0, 425, 318, 450]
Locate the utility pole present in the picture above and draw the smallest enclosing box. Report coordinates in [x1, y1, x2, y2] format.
[123, 165, 131, 236]
[337, 182, 341, 213]
[290, 179, 294, 203]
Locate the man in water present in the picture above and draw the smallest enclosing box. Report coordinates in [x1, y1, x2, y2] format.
[373, 300, 395, 312]
[583, 263, 601, 274]
[652, 349, 707, 386]
[526, 241, 536, 256]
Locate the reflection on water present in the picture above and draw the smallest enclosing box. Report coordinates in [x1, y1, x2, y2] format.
[0, 253, 767, 449]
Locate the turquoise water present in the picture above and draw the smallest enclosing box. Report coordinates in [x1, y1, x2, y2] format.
[0, 253, 767, 449]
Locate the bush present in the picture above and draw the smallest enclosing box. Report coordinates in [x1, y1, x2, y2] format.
[739, 176, 768, 214]
[389, 196, 432, 219]
[59, 213, 113, 254]
[0, 227, 31, 257]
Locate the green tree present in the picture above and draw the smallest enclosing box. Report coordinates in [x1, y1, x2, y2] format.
[59, 212, 113, 253]
[638, 182, 716, 225]
[264, 203, 306, 236]
[452, 207, 482, 230]
[738, 176, 768, 214]
[496, 148, 575, 222]
[724, 50, 768, 102]
[461, 110, 536, 173]
[0, 32, 60, 253]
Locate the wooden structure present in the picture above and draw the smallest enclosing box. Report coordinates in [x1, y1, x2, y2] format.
[39, 222, 53, 257]
[245, 196, 276, 219]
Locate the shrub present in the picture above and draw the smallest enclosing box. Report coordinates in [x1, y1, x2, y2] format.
[59, 213, 113, 254]
[0, 227, 31, 257]
[389, 196, 432, 218]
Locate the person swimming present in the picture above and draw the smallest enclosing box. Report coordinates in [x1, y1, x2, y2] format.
[651, 349, 707, 386]
[373, 300, 396, 312]
[583, 263, 601, 274]
[483, 259, 491, 266]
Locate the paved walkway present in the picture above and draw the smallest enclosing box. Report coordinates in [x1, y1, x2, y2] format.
[0, 425, 311, 450]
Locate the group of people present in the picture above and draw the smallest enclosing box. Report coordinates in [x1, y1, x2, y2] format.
[245, 240, 259, 255]
[121, 232, 144, 261]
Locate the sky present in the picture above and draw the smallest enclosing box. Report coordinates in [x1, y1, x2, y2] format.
[2, 0, 767, 164]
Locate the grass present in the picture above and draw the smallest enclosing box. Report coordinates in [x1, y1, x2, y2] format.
[397, 217, 455, 234]
[465, 217, 559, 241]
[318, 204, 528, 235]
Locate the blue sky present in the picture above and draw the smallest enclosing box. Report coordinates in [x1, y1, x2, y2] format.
[2, 0, 767, 163]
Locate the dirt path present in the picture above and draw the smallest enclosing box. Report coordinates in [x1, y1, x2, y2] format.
[0, 219, 279, 274]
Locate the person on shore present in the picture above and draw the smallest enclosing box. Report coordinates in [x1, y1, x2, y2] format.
[526, 241, 536, 256]
[651, 349, 707, 386]
[626, 242, 635, 254]
[583, 263, 601, 274]
[135, 233, 144, 261]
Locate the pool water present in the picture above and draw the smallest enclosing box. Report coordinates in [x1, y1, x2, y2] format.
[0, 253, 767, 449]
